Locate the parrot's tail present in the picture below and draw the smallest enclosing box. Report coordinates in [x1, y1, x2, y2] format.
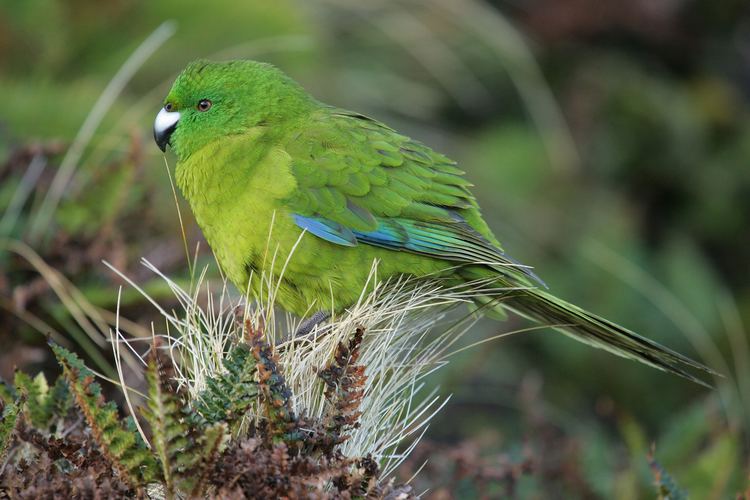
[497, 288, 718, 387]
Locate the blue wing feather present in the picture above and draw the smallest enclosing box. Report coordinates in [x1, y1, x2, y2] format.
[293, 212, 546, 287]
[293, 214, 357, 247]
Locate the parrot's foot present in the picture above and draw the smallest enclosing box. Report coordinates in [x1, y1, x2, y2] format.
[294, 310, 331, 338]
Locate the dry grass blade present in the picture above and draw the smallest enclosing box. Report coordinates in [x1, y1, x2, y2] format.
[28, 21, 177, 244]
[0, 239, 141, 377]
[0, 154, 47, 237]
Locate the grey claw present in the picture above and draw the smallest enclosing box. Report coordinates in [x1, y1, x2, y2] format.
[294, 310, 331, 338]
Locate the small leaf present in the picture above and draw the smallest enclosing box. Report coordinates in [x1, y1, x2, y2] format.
[0, 397, 22, 462]
[195, 342, 258, 433]
[187, 422, 228, 497]
[649, 449, 688, 500]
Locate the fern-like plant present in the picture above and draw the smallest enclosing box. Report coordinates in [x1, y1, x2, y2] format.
[12, 371, 71, 431]
[193, 340, 258, 433]
[1, 260, 501, 497]
[141, 339, 228, 498]
[0, 330, 416, 498]
[50, 342, 158, 488]
[0, 397, 22, 463]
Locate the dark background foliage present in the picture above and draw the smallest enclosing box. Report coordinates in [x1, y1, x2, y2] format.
[1, 0, 748, 497]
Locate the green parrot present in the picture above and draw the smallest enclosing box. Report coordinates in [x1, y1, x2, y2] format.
[154, 59, 714, 385]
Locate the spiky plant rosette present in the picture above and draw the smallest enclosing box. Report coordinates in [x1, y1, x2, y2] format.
[107, 255, 516, 486]
[1, 243, 521, 497]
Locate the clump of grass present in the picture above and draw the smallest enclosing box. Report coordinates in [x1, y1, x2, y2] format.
[109, 258, 492, 478]
[1, 257, 505, 497]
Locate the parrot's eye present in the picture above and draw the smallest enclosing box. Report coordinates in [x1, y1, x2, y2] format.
[197, 99, 212, 112]
[164, 102, 174, 111]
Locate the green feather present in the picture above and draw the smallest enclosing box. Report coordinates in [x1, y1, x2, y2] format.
[160, 59, 716, 387]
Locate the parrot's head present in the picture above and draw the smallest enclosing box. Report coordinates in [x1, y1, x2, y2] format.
[154, 59, 313, 160]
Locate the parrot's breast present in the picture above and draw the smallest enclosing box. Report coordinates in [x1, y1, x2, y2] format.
[175, 131, 458, 317]
[175, 132, 298, 291]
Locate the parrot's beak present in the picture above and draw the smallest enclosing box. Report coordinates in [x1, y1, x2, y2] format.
[154, 107, 180, 152]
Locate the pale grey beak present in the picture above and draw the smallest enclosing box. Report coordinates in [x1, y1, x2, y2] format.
[154, 107, 180, 152]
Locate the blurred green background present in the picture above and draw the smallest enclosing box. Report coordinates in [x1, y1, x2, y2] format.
[1, 0, 748, 497]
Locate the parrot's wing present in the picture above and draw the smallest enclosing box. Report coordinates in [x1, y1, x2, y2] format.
[283, 109, 544, 285]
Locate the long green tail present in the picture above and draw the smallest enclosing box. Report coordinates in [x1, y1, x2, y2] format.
[496, 288, 717, 387]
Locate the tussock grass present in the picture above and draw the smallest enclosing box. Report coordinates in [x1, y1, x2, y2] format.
[105, 256, 514, 480]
